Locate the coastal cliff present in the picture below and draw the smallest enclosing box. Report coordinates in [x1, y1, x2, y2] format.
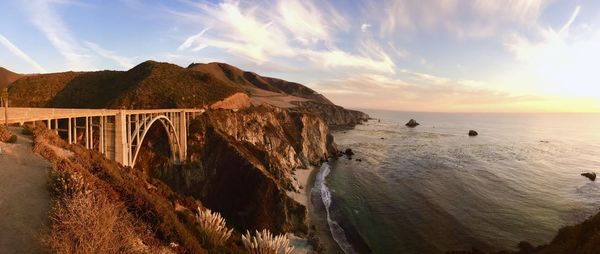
[293, 101, 370, 128]
[2, 61, 367, 252]
[151, 105, 336, 234]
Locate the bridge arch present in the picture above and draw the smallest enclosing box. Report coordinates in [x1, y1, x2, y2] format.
[129, 115, 183, 168]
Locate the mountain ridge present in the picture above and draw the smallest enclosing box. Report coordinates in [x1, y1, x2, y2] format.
[5, 60, 368, 126]
[0, 67, 24, 90]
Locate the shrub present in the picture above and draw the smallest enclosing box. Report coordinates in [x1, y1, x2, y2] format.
[21, 127, 33, 135]
[0, 126, 13, 142]
[7, 134, 17, 143]
[43, 173, 149, 254]
[195, 207, 233, 247]
[49, 170, 91, 198]
[241, 229, 294, 254]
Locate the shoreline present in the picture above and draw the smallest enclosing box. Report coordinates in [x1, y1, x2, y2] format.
[306, 163, 346, 254]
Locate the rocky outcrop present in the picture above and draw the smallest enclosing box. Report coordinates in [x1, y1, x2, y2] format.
[581, 172, 596, 181]
[406, 119, 419, 127]
[452, 209, 600, 254]
[156, 105, 337, 234]
[469, 130, 478, 136]
[343, 148, 354, 157]
[293, 101, 369, 128]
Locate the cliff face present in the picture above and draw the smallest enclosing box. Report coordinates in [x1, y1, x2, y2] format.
[293, 101, 370, 128]
[152, 105, 336, 234]
[4, 60, 366, 243]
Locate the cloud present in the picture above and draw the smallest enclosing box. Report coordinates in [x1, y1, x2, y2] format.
[505, 5, 600, 98]
[361, 23, 371, 33]
[313, 71, 598, 112]
[376, 0, 548, 38]
[178, 27, 210, 51]
[560, 5, 581, 34]
[22, 0, 92, 70]
[84, 41, 134, 69]
[176, 0, 395, 74]
[0, 34, 46, 73]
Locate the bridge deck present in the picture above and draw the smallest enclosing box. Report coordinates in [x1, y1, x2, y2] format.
[0, 107, 203, 124]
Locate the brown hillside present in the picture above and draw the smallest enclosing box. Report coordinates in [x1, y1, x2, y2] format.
[0, 67, 24, 90]
[108, 61, 240, 109]
[187, 62, 333, 104]
[7, 60, 368, 126]
[8, 61, 240, 109]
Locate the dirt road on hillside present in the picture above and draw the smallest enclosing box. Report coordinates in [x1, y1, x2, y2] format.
[0, 127, 50, 253]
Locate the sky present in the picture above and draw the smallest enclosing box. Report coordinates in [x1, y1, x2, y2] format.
[1, 0, 599, 112]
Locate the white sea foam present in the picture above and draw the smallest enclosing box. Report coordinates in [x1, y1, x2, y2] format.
[314, 162, 356, 254]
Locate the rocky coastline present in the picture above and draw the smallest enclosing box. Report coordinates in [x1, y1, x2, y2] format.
[2, 60, 370, 253]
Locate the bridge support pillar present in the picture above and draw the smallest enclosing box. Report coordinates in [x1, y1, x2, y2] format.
[53, 119, 58, 134]
[179, 111, 187, 162]
[115, 110, 131, 166]
[67, 117, 72, 144]
[114, 111, 130, 167]
[73, 118, 77, 144]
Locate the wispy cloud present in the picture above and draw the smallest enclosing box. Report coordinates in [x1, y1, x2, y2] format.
[376, 0, 548, 38]
[0, 34, 46, 73]
[176, 0, 395, 74]
[22, 0, 92, 70]
[505, 5, 600, 98]
[361, 24, 371, 33]
[313, 71, 599, 112]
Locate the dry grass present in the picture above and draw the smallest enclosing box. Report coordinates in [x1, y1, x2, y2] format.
[44, 190, 150, 254]
[43, 162, 152, 254]
[31, 127, 161, 254]
[242, 229, 294, 254]
[195, 207, 233, 248]
[0, 125, 16, 143]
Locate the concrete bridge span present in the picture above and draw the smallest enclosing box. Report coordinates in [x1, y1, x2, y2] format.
[0, 107, 203, 168]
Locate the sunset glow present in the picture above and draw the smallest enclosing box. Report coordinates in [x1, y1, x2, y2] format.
[0, 0, 598, 112]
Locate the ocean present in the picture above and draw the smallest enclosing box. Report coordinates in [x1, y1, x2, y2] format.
[312, 110, 600, 253]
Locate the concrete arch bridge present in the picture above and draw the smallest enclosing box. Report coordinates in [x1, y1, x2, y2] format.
[0, 107, 203, 168]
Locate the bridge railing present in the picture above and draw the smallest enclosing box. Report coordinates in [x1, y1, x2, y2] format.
[0, 107, 203, 124]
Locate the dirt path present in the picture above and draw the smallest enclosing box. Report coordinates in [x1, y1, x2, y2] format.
[0, 127, 50, 253]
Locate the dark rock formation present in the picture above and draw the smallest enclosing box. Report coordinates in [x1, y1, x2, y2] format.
[161, 105, 336, 234]
[453, 201, 600, 254]
[293, 101, 369, 128]
[355, 158, 362, 162]
[581, 172, 596, 181]
[469, 130, 478, 136]
[405, 119, 420, 127]
[344, 148, 355, 157]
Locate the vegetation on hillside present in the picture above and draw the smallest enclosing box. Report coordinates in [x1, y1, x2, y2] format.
[241, 229, 294, 254]
[0, 67, 23, 89]
[8, 61, 240, 109]
[0, 126, 17, 143]
[187, 62, 332, 104]
[30, 126, 250, 253]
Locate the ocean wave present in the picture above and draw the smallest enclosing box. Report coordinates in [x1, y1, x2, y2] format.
[313, 163, 357, 254]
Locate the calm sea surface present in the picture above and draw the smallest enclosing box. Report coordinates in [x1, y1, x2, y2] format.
[316, 110, 600, 253]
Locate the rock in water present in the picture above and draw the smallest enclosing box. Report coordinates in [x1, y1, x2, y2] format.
[405, 119, 419, 127]
[581, 172, 596, 181]
[344, 148, 355, 156]
[468, 130, 478, 136]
